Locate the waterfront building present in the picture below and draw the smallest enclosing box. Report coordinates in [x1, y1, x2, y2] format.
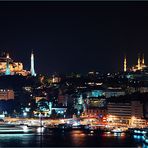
[107, 102, 131, 125]
[131, 101, 144, 118]
[83, 107, 107, 119]
[107, 100, 146, 127]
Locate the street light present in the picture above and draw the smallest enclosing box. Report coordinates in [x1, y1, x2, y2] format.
[23, 112, 27, 117]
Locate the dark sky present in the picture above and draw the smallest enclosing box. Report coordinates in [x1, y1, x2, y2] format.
[0, 2, 148, 75]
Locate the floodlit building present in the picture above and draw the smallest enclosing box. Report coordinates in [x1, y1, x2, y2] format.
[107, 102, 131, 125]
[107, 100, 146, 127]
[83, 107, 107, 120]
[125, 53, 147, 72]
[0, 52, 29, 76]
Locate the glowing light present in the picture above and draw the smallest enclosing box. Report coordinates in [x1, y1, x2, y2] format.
[21, 126, 29, 132]
[124, 55, 127, 72]
[37, 127, 44, 133]
[90, 130, 94, 133]
[72, 121, 80, 126]
[30, 50, 36, 76]
[23, 112, 27, 116]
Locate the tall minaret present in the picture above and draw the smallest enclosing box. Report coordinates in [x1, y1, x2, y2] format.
[124, 55, 127, 72]
[30, 50, 36, 76]
[5, 53, 11, 75]
[142, 53, 145, 65]
[138, 53, 141, 70]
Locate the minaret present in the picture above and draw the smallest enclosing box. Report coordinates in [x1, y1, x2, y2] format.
[124, 55, 127, 72]
[138, 53, 141, 70]
[30, 50, 36, 76]
[5, 53, 11, 75]
[142, 53, 145, 65]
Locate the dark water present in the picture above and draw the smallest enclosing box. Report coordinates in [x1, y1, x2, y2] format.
[0, 129, 147, 147]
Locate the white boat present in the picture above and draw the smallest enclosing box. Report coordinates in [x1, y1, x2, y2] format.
[0, 124, 36, 134]
[111, 128, 123, 133]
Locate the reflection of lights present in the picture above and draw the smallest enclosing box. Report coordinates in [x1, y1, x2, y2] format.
[90, 130, 94, 134]
[114, 132, 120, 136]
[73, 133, 86, 137]
[143, 143, 148, 148]
[37, 127, 44, 133]
[71, 130, 82, 134]
[103, 132, 125, 137]
[134, 135, 142, 139]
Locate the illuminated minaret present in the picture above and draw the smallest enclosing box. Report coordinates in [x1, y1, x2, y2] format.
[5, 53, 11, 75]
[124, 55, 127, 72]
[30, 50, 36, 76]
[138, 53, 141, 70]
[142, 53, 145, 65]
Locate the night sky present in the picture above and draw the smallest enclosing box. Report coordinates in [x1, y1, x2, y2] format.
[0, 2, 148, 75]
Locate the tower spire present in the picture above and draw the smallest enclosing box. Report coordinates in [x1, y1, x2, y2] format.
[142, 53, 145, 65]
[138, 53, 141, 70]
[30, 50, 36, 76]
[124, 54, 127, 72]
[5, 53, 11, 75]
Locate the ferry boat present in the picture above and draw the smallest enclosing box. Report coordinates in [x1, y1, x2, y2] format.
[111, 127, 123, 133]
[0, 124, 36, 134]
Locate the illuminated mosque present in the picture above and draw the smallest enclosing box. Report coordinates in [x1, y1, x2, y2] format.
[124, 53, 147, 72]
[0, 50, 36, 76]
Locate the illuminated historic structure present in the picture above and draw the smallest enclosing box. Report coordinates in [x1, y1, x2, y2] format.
[131, 53, 147, 71]
[0, 52, 29, 76]
[30, 50, 36, 76]
[124, 53, 147, 72]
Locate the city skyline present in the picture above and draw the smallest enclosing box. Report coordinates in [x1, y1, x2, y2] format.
[0, 2, 148, 74]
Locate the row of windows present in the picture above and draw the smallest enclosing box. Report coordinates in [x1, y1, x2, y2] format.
[107, 105, 131, 108]
[108, 109, 131, 112]
[87, 110, 106, 113]
[108, 112, 131, 116]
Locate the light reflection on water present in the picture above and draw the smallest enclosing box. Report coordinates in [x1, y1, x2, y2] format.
[69, 130, 86, 146]
[0, 129, 146, 147]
